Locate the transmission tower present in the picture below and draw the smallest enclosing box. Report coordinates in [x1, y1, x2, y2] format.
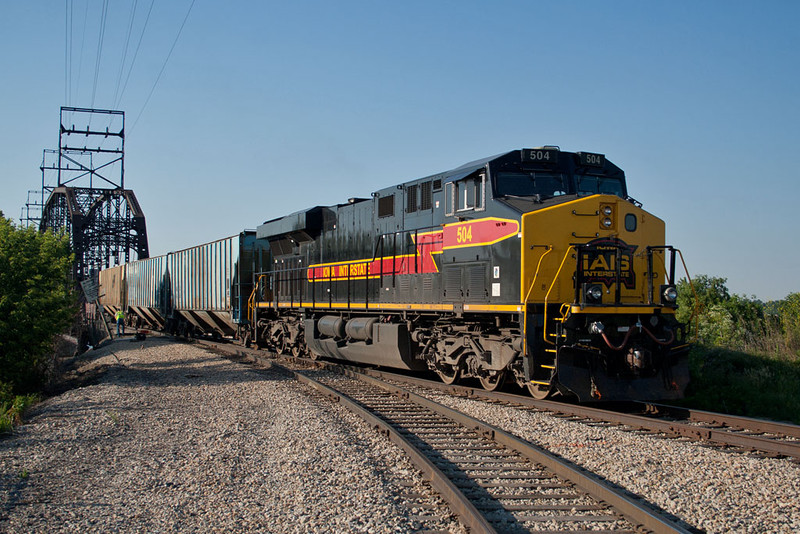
[36, 107, 149, 281]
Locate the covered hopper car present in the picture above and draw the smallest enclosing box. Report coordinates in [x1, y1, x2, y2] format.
[100, 232, 269, 338]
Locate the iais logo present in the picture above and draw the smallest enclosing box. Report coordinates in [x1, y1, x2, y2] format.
[581, 238, 637, 289]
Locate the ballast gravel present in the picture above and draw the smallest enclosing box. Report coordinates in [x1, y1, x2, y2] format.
[4, 337, 800, 533]
[407, 385, 800, 533]
[0, 338, 464, 533]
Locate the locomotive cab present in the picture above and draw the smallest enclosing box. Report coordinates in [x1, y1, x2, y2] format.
[506, 148, 692, 401]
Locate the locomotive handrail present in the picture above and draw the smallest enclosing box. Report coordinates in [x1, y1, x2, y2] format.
[370, 224, 444, 263]
[248, 273, 271, 324]
[253, 227, 446, 316]
[648, 247, 700, 348]
[674, 248, 700, 348]
[522, 245, 552, 354]
[543, 245, 576, 346]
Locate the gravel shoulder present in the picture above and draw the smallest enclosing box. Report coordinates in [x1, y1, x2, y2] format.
[0, 337, 463, 533]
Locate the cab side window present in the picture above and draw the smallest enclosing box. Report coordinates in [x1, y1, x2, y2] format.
[445, 172, 485, 216]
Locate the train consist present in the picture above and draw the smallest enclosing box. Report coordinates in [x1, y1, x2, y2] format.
[98, 147, 694, 401]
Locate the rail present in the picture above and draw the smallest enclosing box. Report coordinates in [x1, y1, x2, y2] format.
[198, 339, 695, 532]
[348, 366, 800, 461]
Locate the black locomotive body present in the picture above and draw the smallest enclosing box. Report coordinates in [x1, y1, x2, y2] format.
[250, 147, 692, 401]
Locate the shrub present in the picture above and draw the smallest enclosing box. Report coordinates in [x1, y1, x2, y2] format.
[684, 345, 800, 424]
[0, 213, 76, 394]
[0, 390, 40, 434]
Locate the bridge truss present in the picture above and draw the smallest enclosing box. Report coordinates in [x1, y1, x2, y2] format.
[34, 107, 149, 281]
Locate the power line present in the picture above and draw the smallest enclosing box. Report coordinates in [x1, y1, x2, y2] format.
[65, 0, 70, 105]
[75, 0, 89, 104]
[115, 0, 155, 109]
[113, 0, 139, 107]
[130, 0, 196, 135]
[90, 0, 109, 109]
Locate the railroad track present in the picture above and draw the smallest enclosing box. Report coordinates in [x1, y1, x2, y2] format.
[195, 335, 800, 461]
[201, 340, 692, 533]
[348, 367, 800, 461]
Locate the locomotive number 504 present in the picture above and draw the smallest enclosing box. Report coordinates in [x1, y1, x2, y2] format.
[456, 225, 473, 244]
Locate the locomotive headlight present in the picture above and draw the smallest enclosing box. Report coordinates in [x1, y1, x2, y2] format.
[599, 203, 615, 230]
[589, 285, 603, 300]
[584, 283, 603, 303]
[661, 284, 678, 305]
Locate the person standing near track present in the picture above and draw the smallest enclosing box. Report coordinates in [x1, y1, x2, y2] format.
[115, 309, 125, 337]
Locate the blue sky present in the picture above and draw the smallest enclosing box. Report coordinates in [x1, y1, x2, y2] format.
[1, 1, 798, 301]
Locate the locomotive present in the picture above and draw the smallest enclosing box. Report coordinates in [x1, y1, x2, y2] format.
[99, 147, 693, 402]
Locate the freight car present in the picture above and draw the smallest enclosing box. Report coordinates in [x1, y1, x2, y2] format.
[100, 232, 268, 339]
[100, 147, 694, 402]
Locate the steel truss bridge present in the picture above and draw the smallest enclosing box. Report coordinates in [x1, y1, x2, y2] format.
[23, 107, 149, 281]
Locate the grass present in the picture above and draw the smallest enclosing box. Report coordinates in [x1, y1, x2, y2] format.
[678, 344, 800, 424]
[0, 390, 40, 435]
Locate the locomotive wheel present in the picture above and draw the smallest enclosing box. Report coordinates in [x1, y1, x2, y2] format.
[291, 334, 306, 357]
[276, 335, 289, 355]
[527, 381, 552, 400]
[436, 362, 461, 385]
[479, 371, 506, 392]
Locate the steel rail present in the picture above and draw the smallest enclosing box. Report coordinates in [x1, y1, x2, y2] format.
[201, 339, 800, 459]
[641, 402, 800, 439]
[199, 340, 691, 532]
[333, 367, 692, 534]
[353, 368, 800, 460]
[291, 371, 498, 534]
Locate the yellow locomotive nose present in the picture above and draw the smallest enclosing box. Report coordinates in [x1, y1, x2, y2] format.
[518, 191, 689, 401]
[520, 194, 666, 307]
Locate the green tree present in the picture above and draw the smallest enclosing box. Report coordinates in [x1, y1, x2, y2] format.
[779, 292, 800, 352]
[0, 212, 76, 393]
[676, 274, 730, 324]
[676, 275, 766, 349]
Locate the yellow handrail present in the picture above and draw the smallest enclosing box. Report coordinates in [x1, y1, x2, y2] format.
[652, 248, 700, 347]
[248, 274, 269, 325]
[675, 248, 700, 347]
[522, 246, 552, 354]
[543, 246, 575, 346]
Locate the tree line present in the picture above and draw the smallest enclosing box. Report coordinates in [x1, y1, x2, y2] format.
[676, 275, 800, 359]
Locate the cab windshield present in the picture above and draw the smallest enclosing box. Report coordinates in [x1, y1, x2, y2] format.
[495, 172, 567, 200]
[575, 174, 624, 197]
